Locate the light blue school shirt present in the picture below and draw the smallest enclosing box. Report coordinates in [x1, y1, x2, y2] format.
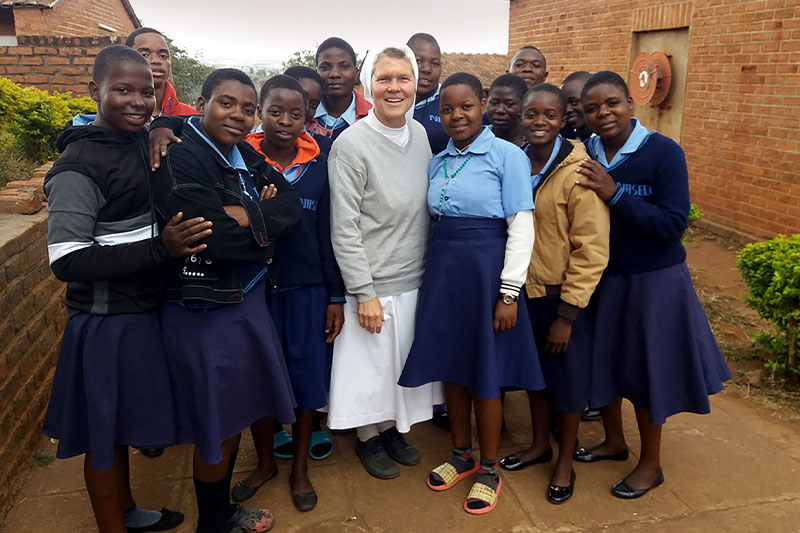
[314, 91, 357, 131]
[428, 126, 534, 219]
[586, 118, 654, 171]
[524, 134, 562, 193]
[187, 117, 258, 199]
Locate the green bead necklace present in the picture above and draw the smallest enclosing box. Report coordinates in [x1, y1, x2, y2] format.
[438, 155, 473, 218]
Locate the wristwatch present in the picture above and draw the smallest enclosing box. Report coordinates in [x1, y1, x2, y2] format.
[500, 293, 518, 304]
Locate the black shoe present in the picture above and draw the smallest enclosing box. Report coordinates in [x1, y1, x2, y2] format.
[573, 446, 629, 463]
[611, 469, 664, 499]
[547, 470, 575, 504]
[432, 411, 450, 431]
[580, 408, 602, 421]
[125, 508, 184, 532]
[379, 426, 420, 466]
[499, 447, 553, 471]
[138, 448, 164, 459]
[356, 436, 400, 479]
[292, 490, 318, 512]
[230, 466, 279, 502]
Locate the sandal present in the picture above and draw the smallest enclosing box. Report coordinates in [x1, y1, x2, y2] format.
[309, 429, 333, 460]
[273, 429, 293, 459]
[464, 476, 502, 515]
[427, 460, 479, 491]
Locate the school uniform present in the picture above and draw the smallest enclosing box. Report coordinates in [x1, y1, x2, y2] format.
[587, 118, 731, 424]
[41, 122, 176, 470]
[399, 127, 545, 399]
[244, 130, 344, 410]
[152, 117, 303, 465]
[413, 85, 449, 155]
[310, 90, 371, 140]
[523, 137, 610, 413]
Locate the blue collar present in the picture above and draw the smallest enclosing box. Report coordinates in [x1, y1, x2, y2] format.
[525, 134, 563, 190]
[314, 92, 357, 127]
[588, 118, 654, 170]
[437, 126, 494, 158]
[187, 116, 248, 170]
[415, 85, 440, 109]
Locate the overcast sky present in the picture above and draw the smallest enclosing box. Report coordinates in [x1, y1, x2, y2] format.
[127, 0, 511, 66]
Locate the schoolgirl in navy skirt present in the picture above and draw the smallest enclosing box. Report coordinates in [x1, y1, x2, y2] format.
[150, 68, 302, 532]
[574, 71, 731, 499]
[399, 73, 544, 515]
[499, 84, 610, 505]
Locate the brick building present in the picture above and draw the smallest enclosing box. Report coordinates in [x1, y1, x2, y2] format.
[508, 0, 800, 238]
[0, 0, 140, 93]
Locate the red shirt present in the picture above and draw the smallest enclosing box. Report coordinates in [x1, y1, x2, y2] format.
[160, 81, 196, 116]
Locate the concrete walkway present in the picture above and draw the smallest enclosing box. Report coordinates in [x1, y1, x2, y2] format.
[4, 388, 800, 532]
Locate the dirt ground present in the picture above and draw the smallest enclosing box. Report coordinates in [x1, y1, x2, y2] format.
[3, 233, 800, 532]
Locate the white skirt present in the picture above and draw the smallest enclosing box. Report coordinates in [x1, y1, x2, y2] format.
[327, 288, 444, 432]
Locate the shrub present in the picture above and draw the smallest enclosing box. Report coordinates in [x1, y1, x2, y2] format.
[681, 203, 703, 244]
[737, 234, 800, 377]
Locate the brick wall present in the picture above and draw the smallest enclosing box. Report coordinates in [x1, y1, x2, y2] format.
[0, 34, 117, 93]
[13, 0, 137, 37]
[509, 0, 800, 238]
[0, 173, 66, 516]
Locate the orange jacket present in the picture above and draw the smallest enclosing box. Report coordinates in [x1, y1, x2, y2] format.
[244, 130, 320, 170]
[161, 81, 196, 116]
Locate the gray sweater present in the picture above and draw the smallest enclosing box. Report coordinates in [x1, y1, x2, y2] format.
[328, 119, 432, 302]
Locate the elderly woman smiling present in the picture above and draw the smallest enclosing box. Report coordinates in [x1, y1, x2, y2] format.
[327, 45, 443, 480]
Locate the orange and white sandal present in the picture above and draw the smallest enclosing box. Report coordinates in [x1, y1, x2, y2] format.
[427, 460, 480, 491]
[463, 476, 503, 515]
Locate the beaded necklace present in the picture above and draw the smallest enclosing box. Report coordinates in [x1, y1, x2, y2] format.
[437, 155, 473, 218]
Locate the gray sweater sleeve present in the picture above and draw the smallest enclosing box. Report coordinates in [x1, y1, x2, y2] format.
[328, 153, 377, 303]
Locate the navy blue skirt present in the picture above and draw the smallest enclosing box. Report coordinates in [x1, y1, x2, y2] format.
[42, 312, 176, 470]
[266, 284, 329, 411]
[527, 294, 610, 413]
[399, 217, 545, 399]
[161, 281, 296, 466]
[592, 262, 732, 424]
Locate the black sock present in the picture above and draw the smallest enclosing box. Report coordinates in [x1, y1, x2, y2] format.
[193, 477, 230, 533]
[312, 413, 323, 432]
[223, 452, 238, 520]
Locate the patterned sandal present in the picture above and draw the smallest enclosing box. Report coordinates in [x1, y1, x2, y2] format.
[427, 459, 479, 491]
[464, 476, 503, 515]
[226, 504, 275, 533]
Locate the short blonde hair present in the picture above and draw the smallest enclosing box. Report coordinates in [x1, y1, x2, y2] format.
[372, 47, 415, 80]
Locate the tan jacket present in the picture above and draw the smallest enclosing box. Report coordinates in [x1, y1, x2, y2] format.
[525, 140, 610, 320]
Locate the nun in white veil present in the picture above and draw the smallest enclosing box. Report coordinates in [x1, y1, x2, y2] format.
[326, 44, 444, 479]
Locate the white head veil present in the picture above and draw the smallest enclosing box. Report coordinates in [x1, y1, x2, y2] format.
[359, 44, 419, 126]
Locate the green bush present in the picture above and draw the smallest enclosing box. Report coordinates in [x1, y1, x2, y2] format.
[682, 203, 704, 244]
[0, 78, 95, 164]
[737, 234, 800, 377]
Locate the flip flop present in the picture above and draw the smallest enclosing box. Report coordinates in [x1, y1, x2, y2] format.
[273, 429, 293, 459]
[427, 460, 479, 491]
[309, 429, 333, 460]
[464, 476, 503, 515]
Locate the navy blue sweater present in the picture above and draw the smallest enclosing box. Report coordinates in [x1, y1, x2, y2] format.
[600, 133, 690, 274]
[267, 152, 345, 302]
[413, 89, 449, 155]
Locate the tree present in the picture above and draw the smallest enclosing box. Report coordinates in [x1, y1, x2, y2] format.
[280, 48, 317, 71]
[167, 37, 213, 104]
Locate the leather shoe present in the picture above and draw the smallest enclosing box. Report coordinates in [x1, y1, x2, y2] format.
[230, 466, 279, 502]
[547, 469, 575, 504]
[356, 436, 399, 479]
[499, 447, 553, 471]
[573, 446, 629, 463]
[379, 427, 420, 466]
[292, 490, 318, 512]
[611, 469, 664, 499]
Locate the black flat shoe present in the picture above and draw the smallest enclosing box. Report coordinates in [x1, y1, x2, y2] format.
[611, 469, 664, 499]
[547, 469, 575, 504]
[580, 408, 602, 421]
[230, 466, 279, 502]
[125, 508, 184, 532]
[573, 446, 629, 463]
[137, 448, 164, 459]
[292, 490, 318, 512]
[432, 411, 450, 431]
[499, 447, 553, 471]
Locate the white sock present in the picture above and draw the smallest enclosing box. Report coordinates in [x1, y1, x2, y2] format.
[356, 424, 379, 442]
[377, 421, 396, 433]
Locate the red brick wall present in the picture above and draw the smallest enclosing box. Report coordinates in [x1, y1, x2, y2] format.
[509, 0, 800, 238]
[0, 177, 66, 516]
[13, 0, 137, 37]
[0, 34, 117, 94]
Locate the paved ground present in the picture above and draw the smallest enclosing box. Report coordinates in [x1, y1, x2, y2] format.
[4, 388, 800, 532]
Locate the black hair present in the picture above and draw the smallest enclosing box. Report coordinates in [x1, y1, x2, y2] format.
[523, 83, 567, 115]
[125, 27, 166, 48]
[315, 37, 357, 65]
[581, 70, 630, 100]
[92, 44, 149, 83]
[259, 75, 307, 107]
[510, 45, 546, 68]
[200, 68, 256, 100]
[283, 65, 324, 89]
[489, 73, 528, 101]
[562, 71, 592, 86]
[407, 32, 440, 50]
[441, 72, 483, 101]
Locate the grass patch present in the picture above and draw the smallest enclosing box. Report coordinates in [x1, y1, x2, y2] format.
[34, 450, 55, 467]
